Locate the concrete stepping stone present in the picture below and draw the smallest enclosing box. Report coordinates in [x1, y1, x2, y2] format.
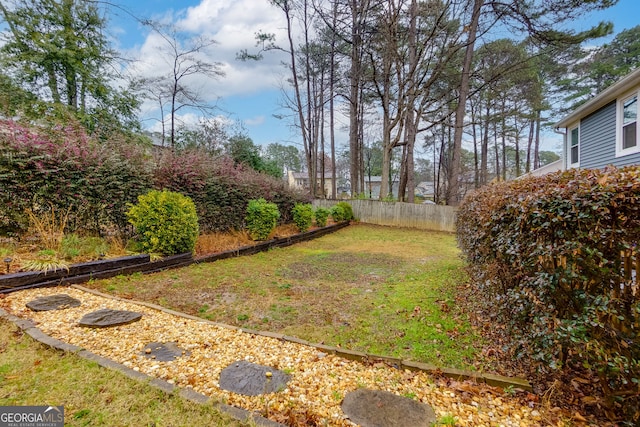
[141, 342, 190, 362]
[219, 360, 290, 396]
[341, 388, 436, 427]
[26, 294, 81, 311]
[78, 308, 142, 328]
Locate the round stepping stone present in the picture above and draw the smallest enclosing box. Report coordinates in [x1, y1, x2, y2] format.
[26, 294, 81, 311]
[78, 308, 142, 328]
[219, 360, 290, 396]
[341, 388, 436, 427]
[141, 342, 190, 362]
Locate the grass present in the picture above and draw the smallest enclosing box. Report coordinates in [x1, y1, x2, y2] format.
[87, 223, 482, 369]
[0, 320, 249, 427]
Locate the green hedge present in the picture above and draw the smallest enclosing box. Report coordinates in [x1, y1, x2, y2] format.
[456, 166, 639, 420]
[0, 120, 307, 238]
[336, 201, 354, 220]
[153, 150, 306, 232]
[0, 120, 151, 236]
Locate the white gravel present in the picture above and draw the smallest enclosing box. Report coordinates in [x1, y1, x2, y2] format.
[1, 286, 552, 426]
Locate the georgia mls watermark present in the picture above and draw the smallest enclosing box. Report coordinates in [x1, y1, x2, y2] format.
[0, 406, 64, 427]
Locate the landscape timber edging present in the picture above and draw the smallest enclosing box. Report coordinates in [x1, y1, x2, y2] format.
[71, 284, 533, 392]
[0, 306, 285, 427]
[0, 222, 349, 294]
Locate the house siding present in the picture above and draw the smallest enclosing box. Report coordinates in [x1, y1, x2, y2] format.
[579, 101, 616, 169]
[579, 99, 640, 169]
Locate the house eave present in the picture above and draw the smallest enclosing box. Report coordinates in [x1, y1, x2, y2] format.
[554, 67, 640, 129]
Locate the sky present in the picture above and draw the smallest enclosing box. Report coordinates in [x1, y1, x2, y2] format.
[104, 0, 640, 153]
[105, 0, 296, 147]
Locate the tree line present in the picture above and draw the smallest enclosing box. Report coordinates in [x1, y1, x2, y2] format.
[1, 0, 638, 204]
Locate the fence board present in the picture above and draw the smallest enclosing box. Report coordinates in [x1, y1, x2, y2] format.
[312, 199, 457, 232]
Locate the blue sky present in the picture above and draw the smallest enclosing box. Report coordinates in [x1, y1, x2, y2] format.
[105, 0, 640, 152]
[106, 0, 295, 147]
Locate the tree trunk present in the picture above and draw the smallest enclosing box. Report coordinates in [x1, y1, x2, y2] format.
[481, 102, 490, 185]
[446, 0, 482, 205]
[329, 2, 338, 199]
[534, 110, 541, 169]
[501, 99, 507, 181]
[526, 116, 534, 173]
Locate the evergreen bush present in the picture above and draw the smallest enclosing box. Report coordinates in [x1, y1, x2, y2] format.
[0, 120, 305, 239]
[245, 198, 280, 241]
[127, 190, 199, 255]
[336, 201, 354, 220]
[0, 120, 151, 237]
[292, 203, 314, 232]
[456, 166, 640, 420]
[314, 207, 330, 227]
[153, 150, 306, 232]
[330, 205, 346, 222]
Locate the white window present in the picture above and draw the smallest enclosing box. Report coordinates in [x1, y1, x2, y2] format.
[617, 91, 640, 157]
[569, 124, 580, 167]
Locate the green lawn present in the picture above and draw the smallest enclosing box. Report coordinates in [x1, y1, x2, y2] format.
[0, 320, 248, 427]
[89, 223, 481, 369]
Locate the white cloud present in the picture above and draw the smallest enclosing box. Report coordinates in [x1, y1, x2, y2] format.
[122, 0, 292, 125]
[147, 112, 232, 134]
[244, 115, 266, 126]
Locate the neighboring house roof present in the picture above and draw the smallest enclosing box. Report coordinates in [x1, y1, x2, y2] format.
[363, 176, 401, 184]
[415, 181, 435, 194]
[524, 159, 563, 177]
[364, 176, 382, 183]
[555, 67, 640, 129]
[289, 172, 333, 180]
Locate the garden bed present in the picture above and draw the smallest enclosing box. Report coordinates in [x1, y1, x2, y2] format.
[0, 222, 349, 293]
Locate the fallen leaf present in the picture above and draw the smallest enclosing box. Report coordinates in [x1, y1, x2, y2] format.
[572, 377, 590, 384]
[581, 396, 599, 405]
[573, 411, 587, 422]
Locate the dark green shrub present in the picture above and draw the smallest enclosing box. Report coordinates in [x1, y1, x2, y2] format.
[292, 203, 314, 232]
[245, 198, 280, 241]
[126, 190, 199, 255]
[456, 166, 640, 421]
[336, 201, 354, 220]
[0, 121, 305, 238]
[314, 207, 330, 227]
[330, 205, 345, 222]
[153, 150, 307, 232]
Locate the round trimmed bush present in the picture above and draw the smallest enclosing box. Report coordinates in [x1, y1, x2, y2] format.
[330, 205, 346, 222]
[292, 203, 314, 232]
[314, 207, 330, 227]
[126, 190, 199, 255]
[336, 201, 354, 220]
[245, 198, 280, 241]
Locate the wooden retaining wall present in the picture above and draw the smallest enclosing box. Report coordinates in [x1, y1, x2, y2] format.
[312, 199, 457, 232]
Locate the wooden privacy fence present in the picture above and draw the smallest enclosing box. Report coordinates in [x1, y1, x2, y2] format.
[312, 199, 457, 232]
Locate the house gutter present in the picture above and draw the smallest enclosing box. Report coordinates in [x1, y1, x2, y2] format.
[553, 127, 567, 170]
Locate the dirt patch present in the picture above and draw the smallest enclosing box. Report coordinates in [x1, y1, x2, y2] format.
[278, 252, 405, 284]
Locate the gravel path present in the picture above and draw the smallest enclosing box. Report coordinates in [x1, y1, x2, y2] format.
[2, 286, 550, 426]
